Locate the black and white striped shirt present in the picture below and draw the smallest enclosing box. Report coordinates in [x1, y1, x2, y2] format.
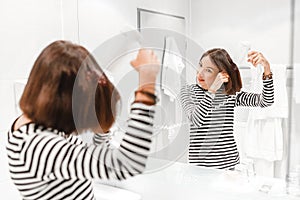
[180, 79, 274, 170]
[6, 103, 155, 200]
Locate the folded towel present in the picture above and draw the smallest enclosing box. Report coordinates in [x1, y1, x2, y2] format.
[245, 118, 283, 161]
[245, 64, 287, 161]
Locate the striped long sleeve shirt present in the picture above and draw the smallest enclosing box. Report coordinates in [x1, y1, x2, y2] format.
[180, 79, 274, 170]
[6, 103, 155, 200]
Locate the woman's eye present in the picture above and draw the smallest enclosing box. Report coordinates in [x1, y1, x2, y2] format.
[205, 69, 212, 73]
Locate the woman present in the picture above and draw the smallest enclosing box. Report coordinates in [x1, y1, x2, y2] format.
[6, 40, 160, 199]
[180, 48, 274, 170]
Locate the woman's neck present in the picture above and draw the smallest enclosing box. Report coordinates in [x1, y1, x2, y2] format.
[13, 114, 32, 131]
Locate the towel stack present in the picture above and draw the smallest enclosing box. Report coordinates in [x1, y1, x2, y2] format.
[245, 64, 288, 161]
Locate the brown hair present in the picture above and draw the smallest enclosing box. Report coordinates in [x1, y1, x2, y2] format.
[20, 40, 120, 135]
[200, 48, 242, 95]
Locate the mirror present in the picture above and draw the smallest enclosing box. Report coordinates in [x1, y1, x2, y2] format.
[75, 0, 296, 178]
[3, 0, 290, 180]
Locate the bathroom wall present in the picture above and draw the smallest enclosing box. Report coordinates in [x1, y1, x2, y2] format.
[0, 1, 63, 198]
[62, 0, 190, 49]
[0, 0, 63, 130]
[190, 0, 291, 64]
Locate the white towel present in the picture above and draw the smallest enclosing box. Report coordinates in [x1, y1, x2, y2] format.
[249, 64, 288, 119]
[245, 64, 287, 161]
[246, 118, 283, 161]
[161, 36, 185, 102]
[293, 63, 300, 103]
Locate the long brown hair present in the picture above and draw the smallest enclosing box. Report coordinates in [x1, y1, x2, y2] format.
[200, 48, 242, 95]
[20, 40, 120, 135]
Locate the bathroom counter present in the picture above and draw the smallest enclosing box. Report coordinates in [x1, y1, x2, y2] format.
[95, 158, 300, 200]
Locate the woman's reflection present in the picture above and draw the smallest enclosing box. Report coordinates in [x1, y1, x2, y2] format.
[180, 48, 274, 170]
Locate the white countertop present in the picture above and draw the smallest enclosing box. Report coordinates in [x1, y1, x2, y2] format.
[94, 158, 300, 200]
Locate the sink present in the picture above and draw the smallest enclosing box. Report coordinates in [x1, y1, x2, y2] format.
[93, 182, 141, 200]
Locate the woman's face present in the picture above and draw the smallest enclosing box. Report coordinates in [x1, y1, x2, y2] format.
[197, 55, 220, 90]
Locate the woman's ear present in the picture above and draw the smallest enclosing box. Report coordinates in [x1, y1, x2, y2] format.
[221, 72, 230, 80]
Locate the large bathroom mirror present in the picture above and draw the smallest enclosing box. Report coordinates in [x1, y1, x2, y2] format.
[75, 0, 297, 179]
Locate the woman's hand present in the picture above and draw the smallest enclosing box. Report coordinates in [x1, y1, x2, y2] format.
[208, 72, 229, 94]
[130, 49, 160, 93]
[130, 49, 160, 72]
[247, 51, 271, 75]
